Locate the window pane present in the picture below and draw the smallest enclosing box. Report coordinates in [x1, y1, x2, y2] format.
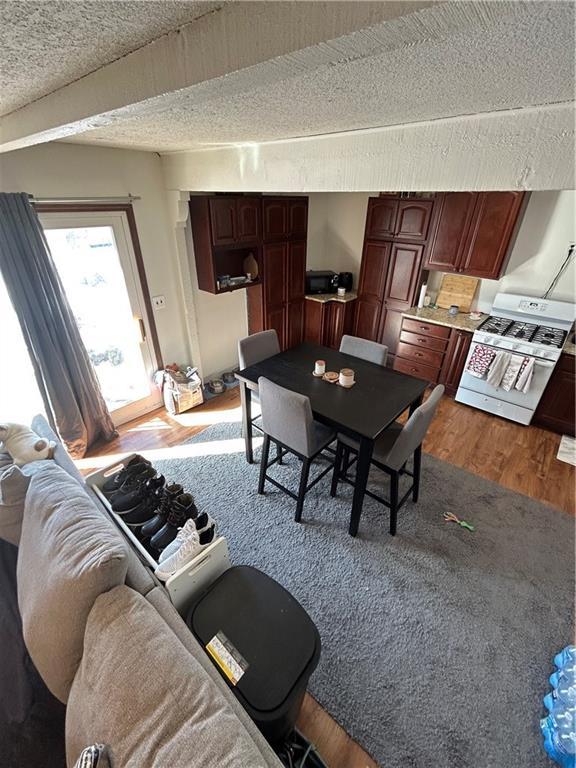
[45, 226, 150, 412]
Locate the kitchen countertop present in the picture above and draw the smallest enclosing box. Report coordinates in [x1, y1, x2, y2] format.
[402, 306, 488, 332]
[305, 291, 357, 304]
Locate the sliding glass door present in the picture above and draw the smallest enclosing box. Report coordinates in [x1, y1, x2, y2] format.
[41, 210, 161, 426]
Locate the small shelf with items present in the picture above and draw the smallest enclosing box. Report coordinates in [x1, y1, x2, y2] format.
[213, 246, 261, 294]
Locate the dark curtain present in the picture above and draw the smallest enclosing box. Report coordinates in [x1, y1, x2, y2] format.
[0, 192, 117, 457]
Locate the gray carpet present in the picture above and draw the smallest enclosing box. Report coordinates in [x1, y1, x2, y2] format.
[154, 421, 574, 768]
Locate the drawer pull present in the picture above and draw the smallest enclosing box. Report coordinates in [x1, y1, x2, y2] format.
[419, 325, 429, 331]
[417, 338, 426, 344]
[415, 352, 423, 357]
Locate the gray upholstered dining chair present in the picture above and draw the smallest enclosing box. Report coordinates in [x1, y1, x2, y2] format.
[339, 335, 388, 366]
[238, 330, 282, 458]
[331, 385, 444, 535]
[338, 334, 388, 467]
[258, 377, 336, 523]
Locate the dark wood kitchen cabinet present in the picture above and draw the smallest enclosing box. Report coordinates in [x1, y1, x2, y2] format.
[439, 328, 473, 396]
[425, 191, 528, 279]
[263, 197, 309, 241]
[305, 298, 356, 350]
[247, 197, 308, 350]
[354, 235, 425, 360]
[208, 196, 261, 245]
[533, 353, 575, 437]
[190, 195, 263, 293]
[394, 316, 472, 392]
[365, 197, 432, 242]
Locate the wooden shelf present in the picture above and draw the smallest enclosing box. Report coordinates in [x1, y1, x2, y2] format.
[216, 278, 261, 295]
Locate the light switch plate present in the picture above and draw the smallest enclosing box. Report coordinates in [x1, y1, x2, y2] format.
[152, 295, 166, 310]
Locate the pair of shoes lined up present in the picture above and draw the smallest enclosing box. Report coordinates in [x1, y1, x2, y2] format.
[101, 456, 216, 573]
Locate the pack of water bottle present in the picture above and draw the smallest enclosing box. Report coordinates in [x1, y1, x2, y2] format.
[541, 645, 576, 767]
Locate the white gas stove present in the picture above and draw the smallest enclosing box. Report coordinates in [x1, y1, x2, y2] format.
[456, 293, 575, 425]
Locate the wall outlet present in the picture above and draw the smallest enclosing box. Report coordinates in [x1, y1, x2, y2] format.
[152, 295, 166, 310]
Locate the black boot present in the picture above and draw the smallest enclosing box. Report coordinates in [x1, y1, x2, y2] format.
[150, 493, 197, 554]
[140, 483, 183, 540]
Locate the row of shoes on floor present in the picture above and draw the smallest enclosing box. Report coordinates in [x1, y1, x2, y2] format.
[101, 455, 216, 581]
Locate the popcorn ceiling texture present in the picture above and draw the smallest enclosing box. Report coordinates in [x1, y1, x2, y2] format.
[0, 0, 220, 116]
[62, 0, 573, 152]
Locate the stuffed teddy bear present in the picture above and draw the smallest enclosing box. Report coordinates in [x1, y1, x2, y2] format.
[0, 423, 55, 467]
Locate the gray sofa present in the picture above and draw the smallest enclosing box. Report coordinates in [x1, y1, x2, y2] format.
[10, 415, 283, 768]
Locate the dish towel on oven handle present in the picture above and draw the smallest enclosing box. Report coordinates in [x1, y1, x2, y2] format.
[515, 356, 535, 393]
[501, 354, 525, 391]
[466, 344, 496, 378]
[486, 351, 512, 388]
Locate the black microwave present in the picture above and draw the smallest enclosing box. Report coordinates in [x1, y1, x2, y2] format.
[305, 270, 339, 295]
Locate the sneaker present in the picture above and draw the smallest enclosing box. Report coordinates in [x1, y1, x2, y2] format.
[111, 469, 162, 512]
[158, 518, 197, 563]
[120, 486, 165, 528]
[102, 455, 151, 497]
[154, 524, 216, 581]
[140, 483, 183, 540]
[150, 493, 197, 553]
[193, 511, 216, 537]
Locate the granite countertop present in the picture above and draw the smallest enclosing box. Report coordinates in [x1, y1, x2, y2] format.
[402, 306, 488, 332]
[305, 291, 357, 304]
[562, 340, 576, 357]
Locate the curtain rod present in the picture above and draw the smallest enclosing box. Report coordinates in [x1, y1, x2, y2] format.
[29, 195, 141, 205]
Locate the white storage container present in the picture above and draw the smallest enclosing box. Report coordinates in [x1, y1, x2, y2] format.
[87, 454, 230, 616]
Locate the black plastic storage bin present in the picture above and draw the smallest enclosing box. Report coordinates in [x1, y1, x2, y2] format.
[187, 565, 321, 745]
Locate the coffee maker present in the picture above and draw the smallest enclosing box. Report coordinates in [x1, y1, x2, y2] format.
[338, 272, 353, 292]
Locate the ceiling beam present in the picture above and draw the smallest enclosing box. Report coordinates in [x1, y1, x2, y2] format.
[0, 1, 434, 153]
[161, 103, 576, 192]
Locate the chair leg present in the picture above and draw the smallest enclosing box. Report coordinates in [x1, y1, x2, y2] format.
[276, 441, 283, 465]
[413, 446, 422, 502]
[389, 471, 399, 536]
[330, 442, 344, 497]
[258, 434, 271, 495]
[342, 446, 351, 477]
[295, 458, 311, 523]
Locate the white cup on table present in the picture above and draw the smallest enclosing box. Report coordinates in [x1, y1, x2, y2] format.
[315, 360, 326, 376]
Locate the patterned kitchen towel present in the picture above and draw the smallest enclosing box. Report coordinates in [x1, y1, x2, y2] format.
[466, 344, 496, 378]
[486, 351, 511, 388]
[501, 354, 524, 391]
[515, 356, 535, 393]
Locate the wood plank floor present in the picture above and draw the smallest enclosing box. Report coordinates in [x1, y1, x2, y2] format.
[81, 389, 574, 768]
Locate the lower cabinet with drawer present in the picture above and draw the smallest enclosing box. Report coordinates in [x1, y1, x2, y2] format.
[393, 315, 472, 392]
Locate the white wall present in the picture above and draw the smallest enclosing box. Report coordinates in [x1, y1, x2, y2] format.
[0, 142, 190, 365]
[184, 221, 248, 379]
[426, 191, 576, 312]
[307, 193, 372, 284]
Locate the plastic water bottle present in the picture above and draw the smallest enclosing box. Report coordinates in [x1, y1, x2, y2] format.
[550, 665, 576, 707]
[541, 703, 576, 767]
[555, 647, 576, 670]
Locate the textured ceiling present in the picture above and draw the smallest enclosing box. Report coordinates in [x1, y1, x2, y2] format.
[61, 0, 575, 152]
[0, 0, 221, 116]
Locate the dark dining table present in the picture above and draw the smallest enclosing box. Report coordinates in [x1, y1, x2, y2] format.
[235, 342, 429, 536]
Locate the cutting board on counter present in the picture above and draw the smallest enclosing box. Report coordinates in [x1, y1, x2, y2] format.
[436, 274, 478, 313]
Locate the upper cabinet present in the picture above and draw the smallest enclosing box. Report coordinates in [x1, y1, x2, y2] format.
[209, 196, 261, 246]
[365, 197, 433, 242]
[263, 198, 308, 240]
[394, 201, 433, 241]
[366, 198, 398, 239]
[425, 191, 528, 279]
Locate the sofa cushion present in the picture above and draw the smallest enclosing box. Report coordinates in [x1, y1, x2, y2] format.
[0, 460, 53, 546]
[66, 585, 273, 768]
[17, 465, 129, 703]
[146, 587, 282, 768]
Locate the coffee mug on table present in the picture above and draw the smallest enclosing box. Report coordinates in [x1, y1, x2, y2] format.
[315, 360, 326, 375]
[448, 304, 459, 316]
[339, 368, 355, 387]
[337, 287, 346, 297]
